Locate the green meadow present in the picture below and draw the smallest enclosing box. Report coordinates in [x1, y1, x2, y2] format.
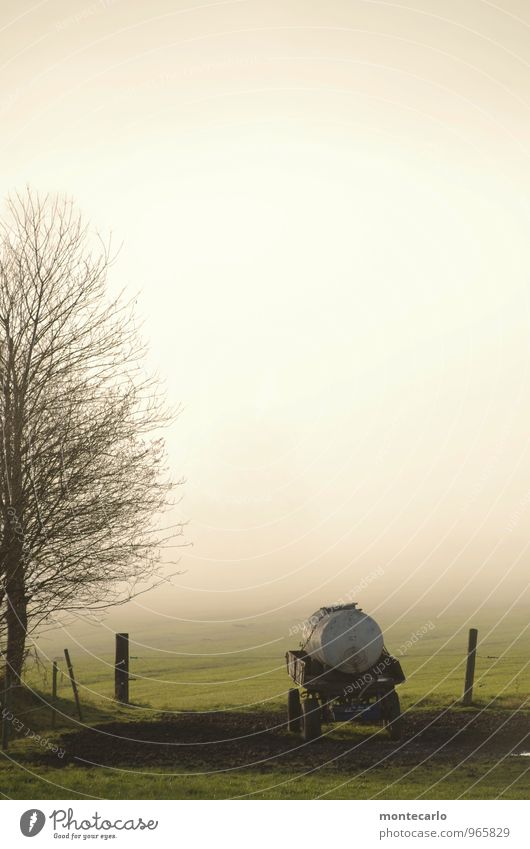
[0, 609, 528, 800]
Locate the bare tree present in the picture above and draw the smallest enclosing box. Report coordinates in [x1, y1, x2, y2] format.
[0, 189, 182, 686]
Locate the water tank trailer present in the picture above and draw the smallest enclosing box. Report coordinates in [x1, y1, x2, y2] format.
[285, 603, 405, 741]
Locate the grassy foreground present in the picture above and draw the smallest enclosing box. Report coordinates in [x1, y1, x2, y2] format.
[1, 757, 527, 800]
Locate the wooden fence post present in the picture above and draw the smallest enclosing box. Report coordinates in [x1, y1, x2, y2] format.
[462, 628, 478, 706]
[115, 633, 129, 704]
[51, 661, 58, 728]
[64, 649, 83, 721]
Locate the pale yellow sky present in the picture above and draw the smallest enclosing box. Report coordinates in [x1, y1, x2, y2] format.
[1, 0, 530, 628]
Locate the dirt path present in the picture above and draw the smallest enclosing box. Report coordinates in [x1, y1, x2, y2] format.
[41, 709, 529, 773]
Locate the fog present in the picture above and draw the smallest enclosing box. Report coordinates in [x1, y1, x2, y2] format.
[1, 0, 529, 645]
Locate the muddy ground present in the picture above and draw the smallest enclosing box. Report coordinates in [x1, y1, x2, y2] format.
[40, 709, 529, 772]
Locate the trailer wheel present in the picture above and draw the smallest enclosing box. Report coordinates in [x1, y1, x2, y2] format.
[287, 689, 302, 733]
[383, 690, 403, 741]
[302, 698, 322, 742]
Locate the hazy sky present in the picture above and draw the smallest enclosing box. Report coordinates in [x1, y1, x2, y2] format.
[1, 0, 530, 630]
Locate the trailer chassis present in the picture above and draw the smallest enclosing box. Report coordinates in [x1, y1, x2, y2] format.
[286, 649, 405, 741]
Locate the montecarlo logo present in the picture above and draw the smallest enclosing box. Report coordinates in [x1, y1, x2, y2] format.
[20, 810, 46, 837]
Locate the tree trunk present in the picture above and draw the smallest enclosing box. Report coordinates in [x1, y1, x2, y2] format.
[4, 556, 27, 683]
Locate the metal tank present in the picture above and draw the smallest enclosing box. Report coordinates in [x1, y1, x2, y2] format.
[301, 603, 384, 675]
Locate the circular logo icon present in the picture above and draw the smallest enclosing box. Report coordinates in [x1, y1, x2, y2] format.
[20, 810, 46, 837]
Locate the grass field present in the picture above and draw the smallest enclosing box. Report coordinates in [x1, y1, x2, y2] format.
[0, 608, 528, 800]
